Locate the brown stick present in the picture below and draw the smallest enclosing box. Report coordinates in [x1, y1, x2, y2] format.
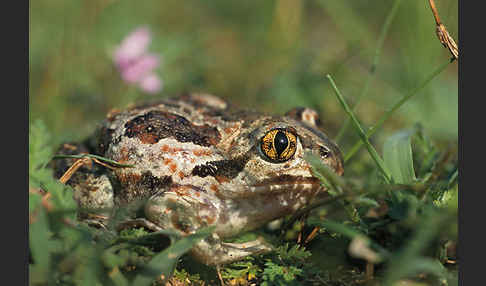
[428, 0, 458, 60]
[428, 0, 442, 25]
[58, 157, 92, 184]
[304, 226, 320, 245]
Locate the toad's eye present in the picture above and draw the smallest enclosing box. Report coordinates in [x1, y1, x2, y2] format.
[261, 128, 297, 162]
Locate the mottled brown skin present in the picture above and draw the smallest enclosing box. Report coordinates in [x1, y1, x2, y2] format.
[54, 93, 343, 265]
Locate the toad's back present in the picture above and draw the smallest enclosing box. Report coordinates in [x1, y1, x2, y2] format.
[97, 93, 267, 204]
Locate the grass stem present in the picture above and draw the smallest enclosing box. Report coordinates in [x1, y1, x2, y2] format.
[326, 74, 392, 183]
[335, 0, 403, 143]
[344, 59, 452, 163]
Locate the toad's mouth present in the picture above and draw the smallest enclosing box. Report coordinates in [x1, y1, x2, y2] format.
[251, 175, 322, 187]
[249, 175, 325, 195]
[219, 175, 325, 199]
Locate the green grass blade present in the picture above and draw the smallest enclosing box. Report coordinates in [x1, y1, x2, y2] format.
[77, 247, 102, 286]
[326, 74, 392, 183]
[131, 226, 214, 286]
[383, 130, 416, 184]
[29, 120, 53, 173]
[305, 153, 346, 195]
[29, 207, 51, 284]
[305, 153, 361, 222]
[317, 219, 361, 238]
[335, 0, 403, 143]
[344, 59, 452, 163]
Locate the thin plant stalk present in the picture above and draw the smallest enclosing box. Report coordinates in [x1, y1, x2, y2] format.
[326, 74, 392, 183]
[52, 153, 134, 168]
[335, 0, 403, 143]
[428, 0, 458, 60]
[344, 59, 452, 163]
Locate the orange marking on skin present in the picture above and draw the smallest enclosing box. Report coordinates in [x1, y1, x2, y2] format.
[205, 216, 215, 224]
[194, 149, 213, 156]
[215, 176, 230, 184]
[210, 184, 219, 192]
[208, 137, 219, 146]
[169, 163, 178, 172]
[163, 158, 173, 165]
[161, 145, 170, 152]
[190, 158, 196, 163]
[178, 171, 185, 179]
[224, 127, 233, 134]
[173, 185, 191, 196]
[117, 146, 131, 163]
[139, 133, 158, 144]
[195, 192, 200, 197]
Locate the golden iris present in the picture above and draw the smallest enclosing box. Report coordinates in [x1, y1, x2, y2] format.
[261, 128, 297, 162]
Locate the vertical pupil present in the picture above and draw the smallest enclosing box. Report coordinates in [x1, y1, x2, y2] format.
[274, 131, 288, 156]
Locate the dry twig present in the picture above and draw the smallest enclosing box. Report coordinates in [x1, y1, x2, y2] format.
[428, 0, 458, 60]
[304, 226, 320, 245]
[58, 157, 93, 184]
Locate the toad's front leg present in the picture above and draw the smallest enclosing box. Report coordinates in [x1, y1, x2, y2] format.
[51, 142, 115, 227]
[145, 186, 273, 265]
[192, 233, 272, 265]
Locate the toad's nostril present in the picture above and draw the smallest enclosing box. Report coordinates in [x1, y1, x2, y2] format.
[319, 146, 331, 158]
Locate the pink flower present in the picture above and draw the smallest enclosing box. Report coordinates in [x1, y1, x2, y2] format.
[120, 53, 159, 83]
[114, 27, 151, 69]
[114, 27, 163, 94]
[139, 73, 163, 94]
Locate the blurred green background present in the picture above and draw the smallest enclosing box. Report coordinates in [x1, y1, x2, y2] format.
[29, 0, 458, 159]
[29, 2, 458, 284]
